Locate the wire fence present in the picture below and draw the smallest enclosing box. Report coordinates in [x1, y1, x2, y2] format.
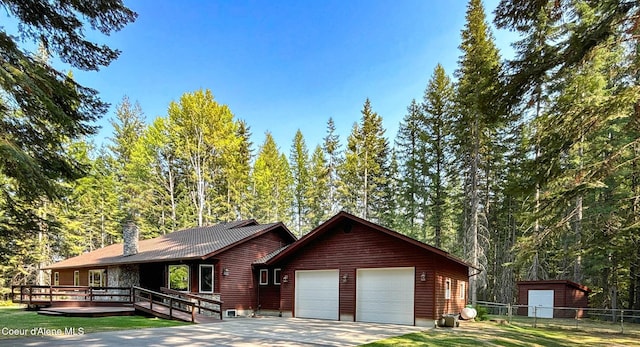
[476, 301, 640, 335]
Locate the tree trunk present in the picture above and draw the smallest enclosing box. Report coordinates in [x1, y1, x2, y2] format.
[469, 117, 480, 305]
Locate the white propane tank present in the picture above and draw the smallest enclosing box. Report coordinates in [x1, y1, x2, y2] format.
[460, 307, 477, 320]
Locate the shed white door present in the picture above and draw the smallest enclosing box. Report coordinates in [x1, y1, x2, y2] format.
[356, 267, 415, 325]
[295, 270, 339, 320]
[528, 290, 554, 318]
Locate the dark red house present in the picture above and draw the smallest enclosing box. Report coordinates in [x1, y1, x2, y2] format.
[46, 212, 473, 326]
[46, 219, 296, 317]
[256, 212, 473, 327]
[517, 280, 590, 318]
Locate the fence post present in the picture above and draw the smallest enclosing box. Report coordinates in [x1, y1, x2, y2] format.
[621, 310, 624, 334]
[169, 298, 173, 319]
[191, 304, 196, 323]
[507, 303, 512, 323]
[533, 306, 537, 328]
[575, 309, 579, 329]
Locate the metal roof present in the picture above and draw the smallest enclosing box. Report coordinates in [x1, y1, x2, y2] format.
[46, 221, 286, 269]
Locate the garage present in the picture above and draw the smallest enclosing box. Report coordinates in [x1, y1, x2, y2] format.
[295, 270, 339, 320]
[356, 267, 415, 325]
[527, 289, 554, 318]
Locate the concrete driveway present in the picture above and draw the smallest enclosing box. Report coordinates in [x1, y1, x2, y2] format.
[6, 316, 426, 346]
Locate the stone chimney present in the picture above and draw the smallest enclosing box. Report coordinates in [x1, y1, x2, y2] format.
[123, 220, 139, 256]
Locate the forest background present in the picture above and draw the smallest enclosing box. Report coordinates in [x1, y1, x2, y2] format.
[1, 0, 639, 312]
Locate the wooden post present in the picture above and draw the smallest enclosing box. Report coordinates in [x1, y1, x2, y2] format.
[169, 298, 173, 319]
[49, 285, 53, 304]
[89, 287, 93, 302]
[191, 304, 195, 323]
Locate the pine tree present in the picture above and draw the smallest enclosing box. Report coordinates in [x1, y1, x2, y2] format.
[307, 145, 330, 228]
[395, 99, 427, 239]
[323, 118, 342, 214]
[423, 64, 456, 248]
[339, 99, 390, 221]
[290, 130, 310, 235]
[0, 0, 136, 239]
[252, 133, 293, 223]
[454, 0, 503, 304]
[108, 96, 146, 221]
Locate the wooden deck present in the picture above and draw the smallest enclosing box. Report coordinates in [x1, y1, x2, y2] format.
[38, 306, 135, 317]
[13, 285, 223, 324]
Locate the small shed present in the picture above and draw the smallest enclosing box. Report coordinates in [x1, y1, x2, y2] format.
[517, 280, 590, 318]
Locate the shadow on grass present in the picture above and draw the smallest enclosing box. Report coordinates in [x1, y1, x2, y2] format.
[361, 321, 640, 347]
[0, 305, 187, 340]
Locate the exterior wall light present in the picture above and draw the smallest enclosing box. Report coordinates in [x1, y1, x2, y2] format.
[223, 268, 230, 276]
[282, 275, 289, 283]
[342, 274, 349, 283]
[421, 272, 426, 282]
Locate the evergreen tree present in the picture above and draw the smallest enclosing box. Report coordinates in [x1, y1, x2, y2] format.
[226, 120, 253, 220]
[339, 99, 390, 221]
[454, 0, 503, 304]
[423, 64, 456, 248]
[108, 96, 146, 221]
[0, 0, 136, 237]
[307, 145, 330, 229]
[290, 130, 310, 235]
[323, 118, 342, 214]
[395, 99, 427, 239]
[252, 133, 293, 223]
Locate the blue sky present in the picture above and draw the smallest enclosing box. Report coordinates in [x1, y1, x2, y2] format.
[67, 0, 516, 153]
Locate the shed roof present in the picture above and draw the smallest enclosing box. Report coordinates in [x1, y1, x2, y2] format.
[46, 220, 295, 270]
[265, 211, 476, 270]
[517, 280, 591, 293]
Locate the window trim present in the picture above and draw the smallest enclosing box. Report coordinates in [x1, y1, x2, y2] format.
[273, 268, 281, 285]
[168, 264, 190, 292]
[259, 269, 268, 285]
[459, 281, 466, 300]
[199, 264, 214, 293]
[445, 278, 451, 300]
[88, 269, 106, 288]
[53, 272, 59, 286]
[73, 271, 80, 286]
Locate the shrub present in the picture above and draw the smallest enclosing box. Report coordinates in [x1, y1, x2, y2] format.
[474, 305, 489, 321]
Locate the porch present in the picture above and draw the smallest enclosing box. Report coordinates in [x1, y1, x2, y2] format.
[11, 285, 223, 323]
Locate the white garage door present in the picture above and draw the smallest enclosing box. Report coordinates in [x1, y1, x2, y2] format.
[356, 267, 415, 325]
[295, 270, 339, 320]
[528, 290, 554, 318]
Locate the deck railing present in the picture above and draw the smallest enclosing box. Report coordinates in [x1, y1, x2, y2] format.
[133, 286, 223, 322]
[11, 285, 133, 305]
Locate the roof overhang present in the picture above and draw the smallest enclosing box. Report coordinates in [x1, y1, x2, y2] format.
[265, 211, 477, 271]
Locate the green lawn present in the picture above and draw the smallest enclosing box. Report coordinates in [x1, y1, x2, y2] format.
[0, 305, 187, 340]
[362, 320, 640, 347]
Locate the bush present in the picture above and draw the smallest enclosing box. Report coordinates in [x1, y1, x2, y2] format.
[474, 305, 489, 321]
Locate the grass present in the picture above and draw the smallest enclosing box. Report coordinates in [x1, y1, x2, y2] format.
[362, 320, 640, 347]
[0, 305, 187, 340]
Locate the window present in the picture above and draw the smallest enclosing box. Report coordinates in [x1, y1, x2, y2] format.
[73, 271, 80, 286]
[88, 269, 106, 288]
[445, 278, 451, 300]
[259, 269, 268, 285]
[53, 272, 59, 286]
[199, 264, 214, 293]
[168, 265, 190, 291]
[459, 281, 466, 300]
[273, 268, 281, 285]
